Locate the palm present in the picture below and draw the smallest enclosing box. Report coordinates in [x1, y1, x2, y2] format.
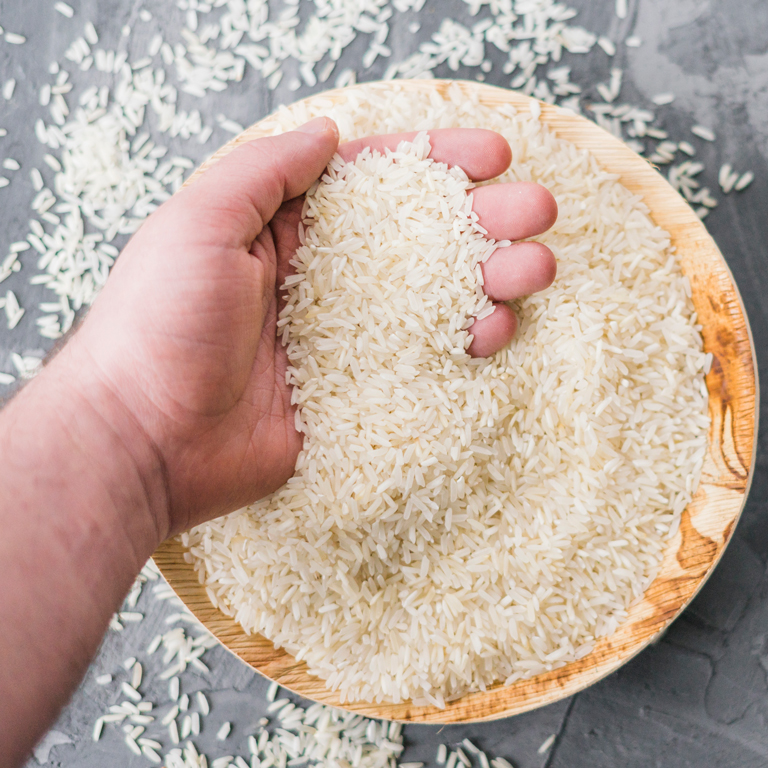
[76, 193, 306, 532]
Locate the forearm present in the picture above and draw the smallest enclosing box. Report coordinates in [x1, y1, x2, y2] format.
[0, 346, 168, 767]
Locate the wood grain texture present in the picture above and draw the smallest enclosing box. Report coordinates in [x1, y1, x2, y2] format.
[153, 80, 758, 723]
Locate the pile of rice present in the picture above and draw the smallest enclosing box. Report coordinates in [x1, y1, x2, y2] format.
[182, 83, 710, 707]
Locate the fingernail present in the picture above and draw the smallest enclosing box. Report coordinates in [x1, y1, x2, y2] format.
[296, 116, 336, 135]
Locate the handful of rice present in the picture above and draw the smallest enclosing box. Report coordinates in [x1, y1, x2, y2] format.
[184, 85, 710, 707]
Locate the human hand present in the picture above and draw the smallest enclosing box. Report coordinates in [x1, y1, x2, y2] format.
[51, 117, 557, 538]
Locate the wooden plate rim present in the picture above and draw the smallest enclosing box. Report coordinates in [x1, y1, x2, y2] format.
[153, 80, 758, 724]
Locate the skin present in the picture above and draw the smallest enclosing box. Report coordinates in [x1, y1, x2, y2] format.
[0, 117, 556, 766]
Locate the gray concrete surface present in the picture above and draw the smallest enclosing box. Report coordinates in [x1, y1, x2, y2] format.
[0, 0, 766, 765]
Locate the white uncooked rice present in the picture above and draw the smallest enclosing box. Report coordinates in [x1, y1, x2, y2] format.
[2, 79, 16, 101]
[54, 1, 75, 18]
[691, 124, 716, 142]
[651, 93, 675, 106]
[183, 83, 710, 707]
[538, 735, 556, 754]
[735, 170, 754, 191]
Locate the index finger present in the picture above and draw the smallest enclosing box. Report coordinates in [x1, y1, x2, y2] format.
[336, 128, 512, 182]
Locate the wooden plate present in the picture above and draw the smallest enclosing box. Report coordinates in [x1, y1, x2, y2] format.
[153, 80, 758, 723]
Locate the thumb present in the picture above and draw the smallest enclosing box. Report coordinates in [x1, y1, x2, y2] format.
[168, 117, 340, 250]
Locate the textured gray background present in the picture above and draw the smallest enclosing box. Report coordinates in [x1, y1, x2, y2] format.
[0, 0, 766, 766]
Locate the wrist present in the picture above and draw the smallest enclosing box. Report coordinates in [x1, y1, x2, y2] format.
[2, 342, 171, 556]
